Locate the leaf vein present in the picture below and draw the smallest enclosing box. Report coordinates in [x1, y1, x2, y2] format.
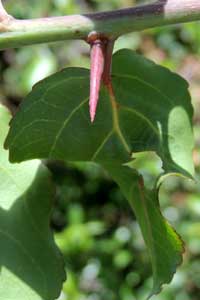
[48, 97, 89, 157]
[114, 73, 173, 106]
[120, 105, 160, 137]
[92, 130, 114, 161]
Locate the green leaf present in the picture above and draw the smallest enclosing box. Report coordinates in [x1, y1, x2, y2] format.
[5, 49, 194, 297]
[104, 163, 184, 297]
[5, 50, 194, 177]
[0, 105, 65, 300]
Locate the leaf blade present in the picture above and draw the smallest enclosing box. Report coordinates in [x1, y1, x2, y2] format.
[103, 163, 184, 297]
[0, 105, 65, 300]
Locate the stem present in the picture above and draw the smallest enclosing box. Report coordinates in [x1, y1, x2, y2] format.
[0, 0, 200, 49]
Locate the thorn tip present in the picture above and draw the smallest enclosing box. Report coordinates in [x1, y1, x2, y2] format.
[90, 105, 96, 123]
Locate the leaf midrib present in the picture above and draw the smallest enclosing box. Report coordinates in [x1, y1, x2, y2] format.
[108, 84, 131, 154]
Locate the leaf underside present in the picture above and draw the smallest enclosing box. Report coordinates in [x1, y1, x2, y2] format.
[0, 105, 65, 300]
[5, 49, 194, 297]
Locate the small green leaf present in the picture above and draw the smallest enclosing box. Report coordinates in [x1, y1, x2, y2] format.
[0, 105, 65, 300]
[5, 49, 194, 297]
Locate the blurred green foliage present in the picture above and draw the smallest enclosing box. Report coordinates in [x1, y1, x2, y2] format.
[0, 1, 200, 299]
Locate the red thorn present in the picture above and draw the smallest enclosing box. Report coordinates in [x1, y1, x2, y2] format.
[89, 40, 105, 123]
